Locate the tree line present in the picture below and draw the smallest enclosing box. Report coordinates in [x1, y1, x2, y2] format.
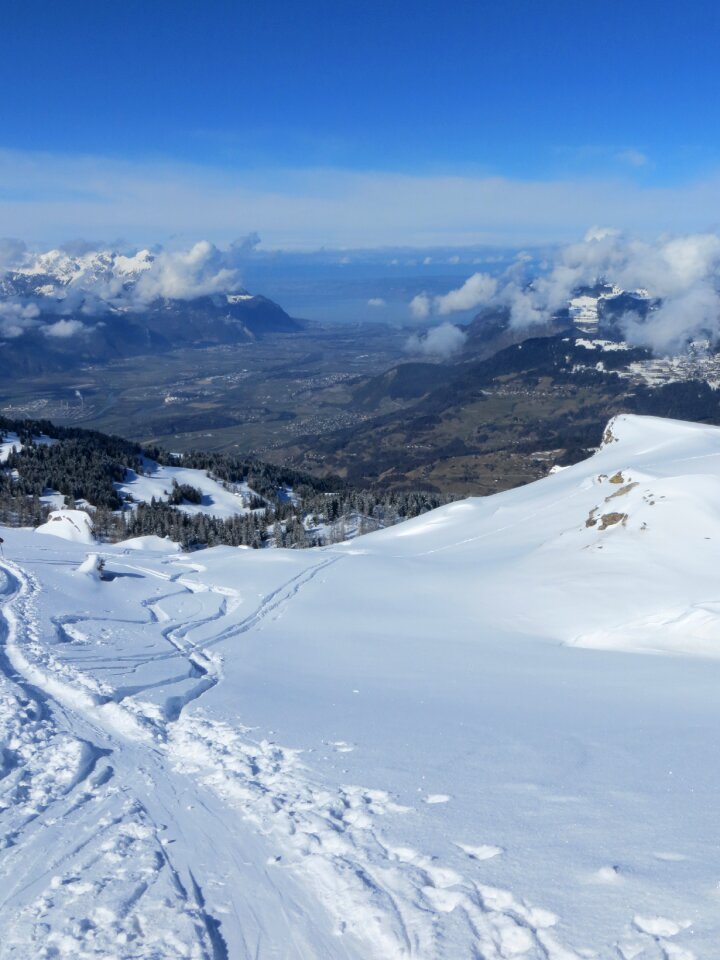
[0, 417, 456, 549]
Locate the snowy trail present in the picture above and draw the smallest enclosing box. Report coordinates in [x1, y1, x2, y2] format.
[0, 555, 357, 959]
[0, 560, 228, 958]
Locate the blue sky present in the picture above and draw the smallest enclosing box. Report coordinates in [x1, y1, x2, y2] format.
[2, 0, 720, 247]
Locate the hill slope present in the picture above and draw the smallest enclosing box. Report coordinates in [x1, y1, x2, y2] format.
[0, 414, 717, 958]
[0, 294, 302, 375]
[282, 328, 720, 494]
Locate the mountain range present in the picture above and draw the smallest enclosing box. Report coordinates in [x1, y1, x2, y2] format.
[274, 295, 720, 493]
[0, 246, 301, 374]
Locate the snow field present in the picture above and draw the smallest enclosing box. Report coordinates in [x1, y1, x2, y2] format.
[116, 460, 264, 521]
[0, 545, 596, 959]
[0, 415, 719, 956]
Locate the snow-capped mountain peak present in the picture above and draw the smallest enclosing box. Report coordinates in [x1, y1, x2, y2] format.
[11, 247, 154, 292]
[0, 241, 246, 308]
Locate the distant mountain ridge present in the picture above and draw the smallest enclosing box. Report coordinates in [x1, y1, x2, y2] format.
[270, 284, 720, 493]
[0, 244, 302, 373]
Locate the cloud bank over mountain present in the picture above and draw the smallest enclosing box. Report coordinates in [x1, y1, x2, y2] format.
[0, 239, 253, 339]
[405, 322, 467, 360]
[0, 300, 40, 339]
[420, 229, 720, 354]
[6, 228, 720, 355]
[132, 242, 242, 302]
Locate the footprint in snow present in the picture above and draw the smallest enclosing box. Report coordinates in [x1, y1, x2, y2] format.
[455, 842, 503, 861]
[589, 865, 623, 884]
[633, 915, 691, 938]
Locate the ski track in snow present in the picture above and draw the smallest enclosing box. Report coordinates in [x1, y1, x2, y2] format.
[0, 562, 223, 959]
[0, 554, 694, 959]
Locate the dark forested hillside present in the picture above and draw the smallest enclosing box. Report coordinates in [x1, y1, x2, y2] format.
[0, 294, 303, 376]
[0, 417, 456, 549]
[277, 329, 720, 493]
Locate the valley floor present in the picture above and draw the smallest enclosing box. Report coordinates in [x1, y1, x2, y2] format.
[0, 415, 718, 959]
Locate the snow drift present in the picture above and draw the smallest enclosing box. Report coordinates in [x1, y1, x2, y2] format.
[35, 508, 95, 543]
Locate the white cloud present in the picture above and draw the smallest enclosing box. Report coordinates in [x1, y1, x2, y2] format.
[43, 318, 87, 338]
[401, 228, 720, 354]
[617, 149, 649, 168]
[435, 272, 498, 315]
[132, 241, 242, 303]
[584, 225, 621, 243]
[405, 322, 467, 361]
[0, 300, 40, 338]
[409, 293, 432, 320]
[407, 271, 498, 321]
[621, 283, 719, 353]
[0, 240, 251, 319]
[367, 297, 386, 307]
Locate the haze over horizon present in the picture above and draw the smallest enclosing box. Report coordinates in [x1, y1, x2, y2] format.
[3, 1, 720, 249]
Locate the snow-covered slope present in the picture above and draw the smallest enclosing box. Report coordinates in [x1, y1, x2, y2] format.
[0, 414, 718, 959]
[0, 431, 56, 463]
[0, 432, 21, 463]
[364, 412, 720, 658]
[117, 458, 261, 519]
